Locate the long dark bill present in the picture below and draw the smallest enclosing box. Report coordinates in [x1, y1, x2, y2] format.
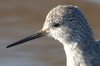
[6, 31, 46, 48]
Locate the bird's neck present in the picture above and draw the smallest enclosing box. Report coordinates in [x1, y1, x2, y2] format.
[63, 42, 95, 66]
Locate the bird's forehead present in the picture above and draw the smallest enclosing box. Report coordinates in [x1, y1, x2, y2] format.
[43, 5, 79, 30]
[45, 5, 78, 22]
[46, 5, 67, 21]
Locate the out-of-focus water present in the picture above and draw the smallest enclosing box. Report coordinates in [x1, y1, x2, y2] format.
[0, 0, 100, 66]
[86, 0, 100, 4]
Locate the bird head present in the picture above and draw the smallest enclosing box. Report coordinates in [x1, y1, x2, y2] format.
[7, 5, 94, 48]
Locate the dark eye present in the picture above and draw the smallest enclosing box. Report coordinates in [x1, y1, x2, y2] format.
[53, 23, 60, 27]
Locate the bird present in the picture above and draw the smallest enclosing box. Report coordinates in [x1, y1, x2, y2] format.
[6, 5, 100, 66]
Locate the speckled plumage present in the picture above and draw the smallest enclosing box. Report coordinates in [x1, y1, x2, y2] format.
[7, 5, 100, 66]
[43, 5, 100, 66]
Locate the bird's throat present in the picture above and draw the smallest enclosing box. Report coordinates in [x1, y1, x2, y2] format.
[63, 43, 92, 66]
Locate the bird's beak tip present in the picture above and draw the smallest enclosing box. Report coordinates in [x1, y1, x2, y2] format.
[6, 30, 46, 48]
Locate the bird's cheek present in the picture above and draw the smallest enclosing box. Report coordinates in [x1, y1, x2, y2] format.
[48, 30, 59, 40]
[47, 29, 54, 38]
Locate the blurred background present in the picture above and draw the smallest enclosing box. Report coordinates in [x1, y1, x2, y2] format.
[0, 0, 100, 66]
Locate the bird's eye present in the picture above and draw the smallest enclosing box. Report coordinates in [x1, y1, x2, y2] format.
[53, 23, 60, 27]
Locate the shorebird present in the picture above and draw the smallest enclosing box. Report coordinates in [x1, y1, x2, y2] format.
[7, 5, 100, 66]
